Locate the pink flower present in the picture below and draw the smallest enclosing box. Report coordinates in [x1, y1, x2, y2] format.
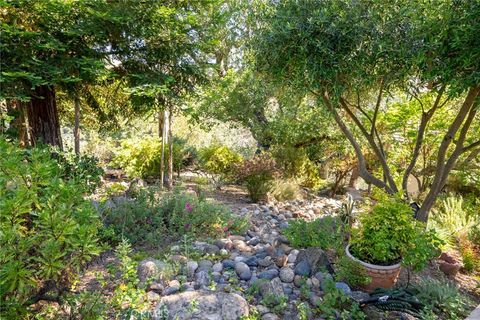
[185, 202, 193, 212]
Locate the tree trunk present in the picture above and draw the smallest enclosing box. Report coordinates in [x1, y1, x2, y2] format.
[321, 93, 393, 193]
[26, 85, 63, 149]
[167, 108, 173, 190]
[159, 110, 166, 189]
[73, 95, 81, 155]
[416, 86, 480, 222]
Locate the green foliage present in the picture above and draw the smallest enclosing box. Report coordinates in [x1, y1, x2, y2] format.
[429, 195, 479, 246]
[198, 145, 242, 180]
[334, 255, 371, 287]
[269, 179, 302, 202]
[270, 146, 325, 190]
[112, 136, 194, 178]
[261, 293, 288, 315]
[235, 154, 277, 202]
[412, 278, 475, 320]
[251, 0, 480, 217]
[110, 239, 151, 317]
[317, 278, 365, 320]
[49, 148, 104, 193]
[351, 196, 442, 270]
[284, 216, 341, 250]
[461, 247, 478, 274]
[102, 189, 248, 247]
[0, 139, 101, 312]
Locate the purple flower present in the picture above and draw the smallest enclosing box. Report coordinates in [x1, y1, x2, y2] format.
[185, 202, 193, 212]
[184, 223, 190, 231]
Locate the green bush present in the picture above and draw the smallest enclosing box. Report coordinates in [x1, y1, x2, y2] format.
[317, 278, 365, 319]
[0, 139, 102, 314]
[412, 278, 474, 320]
[235, 154, 277, 202]
[102, 188, 248, 246]
[351, 196, 443, 271]
[270, 179, 302, 201]
[284, 216, 342, 250]
[48, 148, 104, 193]
[112, 136, 195, 178]
[198, 145, 242, 179]
[334, 255, 371, 287]
[270, 146, 325, 190]
[429, 195, 478, 247]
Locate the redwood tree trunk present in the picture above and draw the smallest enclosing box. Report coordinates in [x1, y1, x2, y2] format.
[26, 85, 63, 149]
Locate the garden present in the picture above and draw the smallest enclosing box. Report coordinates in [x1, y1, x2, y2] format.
[1, 1, 479, 319]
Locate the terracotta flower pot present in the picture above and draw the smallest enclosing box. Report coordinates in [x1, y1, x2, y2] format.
[345, 245, 402, 292]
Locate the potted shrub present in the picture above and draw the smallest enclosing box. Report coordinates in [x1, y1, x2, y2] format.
[346, 196, 442, 291]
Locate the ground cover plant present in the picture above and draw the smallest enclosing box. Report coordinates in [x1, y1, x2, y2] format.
[102, 188, 248, 247]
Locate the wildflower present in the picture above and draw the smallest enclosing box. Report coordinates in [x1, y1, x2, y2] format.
[184, 223, 190, 231]
[185, 202, 193, 212]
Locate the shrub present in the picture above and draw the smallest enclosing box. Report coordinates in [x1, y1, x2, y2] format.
[334, 255, 371, 287]
[270, 179, 302, 201]
[0, 139, 102, 314]
[429, 195, 478, 247]
[351, 196, 443, 271]
[49, 148, 104, 193]
[270, 146, 325, 190]
[112, 136, 195, 178]
[198, 145, 242, 180]
[284, 216, 342, 250]
[235, 154, 278, 202]
[317, 278, 365, 319]
[412, 278, 474, 320]
[102, 188, 248, 246]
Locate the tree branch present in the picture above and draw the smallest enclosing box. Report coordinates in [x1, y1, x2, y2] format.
[417, 85, 480, 222]
[339, 97, 398, 193]
[402, 84, 446, 195]
[371, 77, 385, 136]
[322, 93, 393, 193]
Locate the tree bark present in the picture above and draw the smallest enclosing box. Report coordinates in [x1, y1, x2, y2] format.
[416, 86, 480, 222]
[339, 98, 398, 193]
[26, 85, 63, 149]
[167, 107, 173, 190]
[73, 94, 81, 155]
[402, 85, 445, 197]
[321, 93, 394, 193]
[159, 110, 166, 189]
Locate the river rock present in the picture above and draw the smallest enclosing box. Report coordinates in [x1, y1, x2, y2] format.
[137, 259, 172, 284]
[279, 267, 295, 283]
[154, 290, 249, 319]
[258, 269, 279, 280]
[294, 260, 311, 277]
[296, 247, 330, 275]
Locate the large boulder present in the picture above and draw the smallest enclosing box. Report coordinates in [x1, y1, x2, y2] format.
[295, 247, 331, 276]
[154, 290, 249, 320]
